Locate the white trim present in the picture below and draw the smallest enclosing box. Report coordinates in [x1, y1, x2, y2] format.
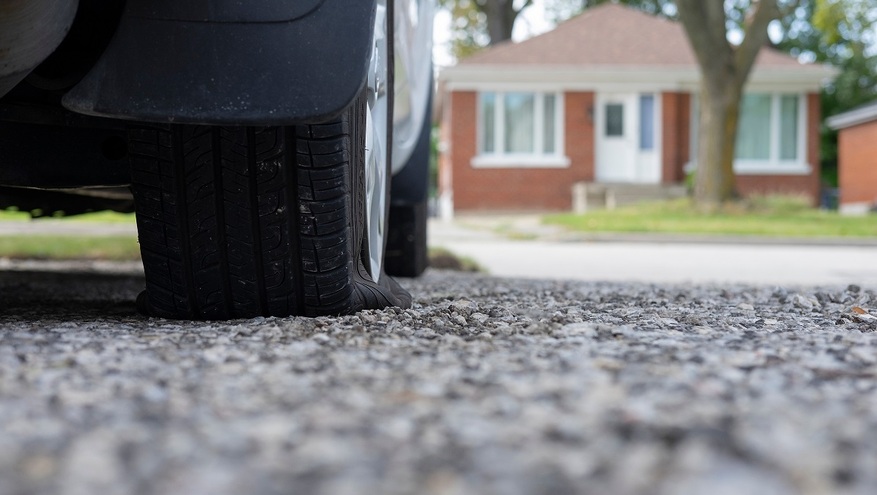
[471, 155, 571, 168]
[440, 65, 833, 93]
[826, 103, 877, 130]
[733, 161, 812, 175]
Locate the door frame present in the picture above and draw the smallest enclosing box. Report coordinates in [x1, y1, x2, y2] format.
[595, 91, 662, 184]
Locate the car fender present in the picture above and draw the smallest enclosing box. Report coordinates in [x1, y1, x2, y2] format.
[62, 0, 377, 125]
[0, 0, 78, 98]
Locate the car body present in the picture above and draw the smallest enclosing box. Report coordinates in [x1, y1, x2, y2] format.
[0, 0, 434, 319]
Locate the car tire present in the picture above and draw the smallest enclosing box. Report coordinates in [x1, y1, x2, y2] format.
[129, 93, 410, 320]
[128, 1, 412, 320]
[385, 97, 431, 278]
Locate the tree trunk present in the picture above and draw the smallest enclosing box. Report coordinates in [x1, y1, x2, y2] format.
[482, 0, 526, 45]
[676, 0, 781, 207]
[695, 84, 741, 208]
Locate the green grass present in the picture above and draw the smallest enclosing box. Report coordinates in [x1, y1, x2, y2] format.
[544, 196, 877, 238]
[0, 236, 141, 261]
[428, 247, 485, 272]
[0, 209, 139, 260]
[0, 209, 136, 223]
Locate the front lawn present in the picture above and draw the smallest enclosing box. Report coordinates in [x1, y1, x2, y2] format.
[0, 236, 141, 261]
[0, 209, 136, 223]
[544, 197, 877, 238]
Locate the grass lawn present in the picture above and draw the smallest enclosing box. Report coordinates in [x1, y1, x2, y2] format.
[544, 197, 877, 238]
[0, 209, 136, 223]
[0, 209, 139, 260]
[0, 236, 141, 261]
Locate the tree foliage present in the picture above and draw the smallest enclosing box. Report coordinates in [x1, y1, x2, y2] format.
[438, 0, 534, 59]
[544, 0, 676, 24]
[769, 0, 877, 179]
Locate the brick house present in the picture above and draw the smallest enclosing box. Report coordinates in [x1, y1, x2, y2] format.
[437, 4, 833, 215]
[827, 101, 877, 214]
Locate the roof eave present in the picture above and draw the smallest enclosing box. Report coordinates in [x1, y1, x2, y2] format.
[440, 64, 832, 92]
[827, 104, 877, 130]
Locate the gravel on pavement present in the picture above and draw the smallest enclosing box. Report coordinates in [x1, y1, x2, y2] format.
[1, 261, 877, 495]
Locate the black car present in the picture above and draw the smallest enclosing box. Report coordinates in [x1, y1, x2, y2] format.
[0, 0, 435, 320]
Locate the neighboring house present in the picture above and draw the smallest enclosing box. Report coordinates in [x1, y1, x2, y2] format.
[826, 101, 877, 215]
[437, 4, 833, 215]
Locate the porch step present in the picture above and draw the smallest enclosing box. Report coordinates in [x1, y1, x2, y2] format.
[572, 183, 688, 212]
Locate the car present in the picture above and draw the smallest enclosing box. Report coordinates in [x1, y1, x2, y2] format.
[0, 0, 434, 320]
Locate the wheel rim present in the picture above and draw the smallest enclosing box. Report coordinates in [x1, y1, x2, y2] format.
[364, 0, 389, 283]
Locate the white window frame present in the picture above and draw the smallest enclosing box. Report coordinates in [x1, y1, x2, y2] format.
[734, 92, 809, 175]
[688, 92, 811, 175]
[473, 90, 570, 168]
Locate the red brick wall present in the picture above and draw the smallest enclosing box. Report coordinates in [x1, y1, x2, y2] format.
[661, 92, 691, 184]
[837, 120, 877, 207]
[441, 90, 823, 211]
[437, 89, 454, 202]
[565, 92, 596, 183]
[447, 90, 595, 212]
[735, 93, 821, 205]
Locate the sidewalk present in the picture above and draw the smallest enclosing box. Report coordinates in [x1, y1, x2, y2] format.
[0, 219, 137, 236]
[436, 213, 877, 247]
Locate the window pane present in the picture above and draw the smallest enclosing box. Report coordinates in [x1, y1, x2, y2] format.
[504, 93, 535, 153]
[779, 95, 798, 160]
[543, 94, 556, 154]
[640, 94, 655, 150]
[735, 93, 771, 160]
[480, 93, 495, 153]
[606, 103, 623, 137]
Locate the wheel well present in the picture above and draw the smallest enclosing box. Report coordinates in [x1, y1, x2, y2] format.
[6, 0, 126, 102]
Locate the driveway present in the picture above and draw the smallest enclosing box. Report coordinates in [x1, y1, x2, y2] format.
[1, 262, 876, 495]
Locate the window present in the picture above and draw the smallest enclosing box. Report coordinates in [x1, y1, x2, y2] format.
[639, 95, 655, 150]
[736, 94, 772, 160]
[689, 92, 809, 175]
[779, 95, 799, 160]
[481, 93, 496, 153]
[543, 94, 556, 154]
[476, 91, 567, 168]
[735, 93, 803, 164]
[504, 93, 535, 153]
[605, 103, 624, 137]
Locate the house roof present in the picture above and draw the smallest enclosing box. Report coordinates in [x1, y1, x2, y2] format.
[441, 4, 833, 90]
[826, 100, 877, 130]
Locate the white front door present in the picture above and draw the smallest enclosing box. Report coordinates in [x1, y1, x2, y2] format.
[595, 92, 661, 183]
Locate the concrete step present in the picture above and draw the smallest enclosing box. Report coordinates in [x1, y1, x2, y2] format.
[573, 183, 688, 212]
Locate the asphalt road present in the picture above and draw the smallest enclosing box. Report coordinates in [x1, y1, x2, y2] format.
[429, 218, 877, 286]
[1, 259, 877, 495]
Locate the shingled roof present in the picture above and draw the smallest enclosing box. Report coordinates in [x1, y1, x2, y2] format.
[455, 3, 824, 73]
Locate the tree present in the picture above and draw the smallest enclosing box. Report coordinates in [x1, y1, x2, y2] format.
[676, 0, 787, 207]
[438, 0, 534, 58]
[545, 0, 676, 23]
[441, 0, 677, 59]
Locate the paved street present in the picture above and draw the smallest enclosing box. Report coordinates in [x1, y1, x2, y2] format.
[429, 217, 877, 286]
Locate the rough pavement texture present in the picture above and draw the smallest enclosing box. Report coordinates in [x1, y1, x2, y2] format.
[1, 262, 877, 495]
